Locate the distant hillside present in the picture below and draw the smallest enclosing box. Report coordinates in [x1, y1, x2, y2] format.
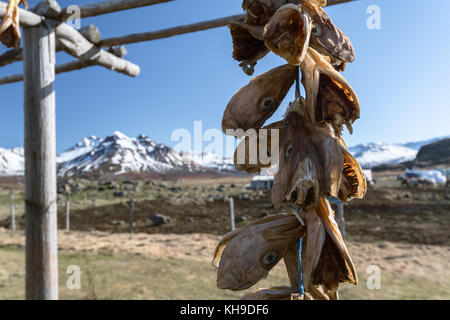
[415, 138, 450, 167]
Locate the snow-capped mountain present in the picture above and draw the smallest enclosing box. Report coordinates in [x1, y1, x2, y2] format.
[181, 151, 235, 172]
[0, 147, 24, 176]
[348, 135, 450, 169]
[57, 131, 203, 177]
[57, 136, 101, 163]
[1, 133, 448, 176]
[348, 143, 417, 168]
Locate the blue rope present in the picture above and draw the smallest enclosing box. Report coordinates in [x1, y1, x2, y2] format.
[296, 207, 305, 297]
[327, 196, 345, 205]
[298, 237, 305, 296]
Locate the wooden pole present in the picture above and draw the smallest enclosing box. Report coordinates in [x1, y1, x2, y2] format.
[336, 203, 346, 239]
[10, 192, 16, 232]
[229, 197, 235, 231]
[23, 22, 58, 300]
[65, 197, 70, 231]
[129, 198, 134, 234]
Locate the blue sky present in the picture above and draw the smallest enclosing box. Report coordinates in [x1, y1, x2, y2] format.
[0, 0, 449, 155]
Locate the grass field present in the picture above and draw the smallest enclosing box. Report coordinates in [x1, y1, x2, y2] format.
[1, 245, 447, 300]
[0, 175, 448, 300]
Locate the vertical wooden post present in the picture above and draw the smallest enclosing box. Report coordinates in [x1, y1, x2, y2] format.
[65, 197, 70, 231]
[10, 192, 16, 232]
[229, 197, 235, 231]
[23, 22, 58, 300]
[129, 198, 134, 234]
[336, 203, 346, 239]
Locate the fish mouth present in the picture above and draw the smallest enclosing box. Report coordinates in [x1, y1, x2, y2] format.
[222, 117, 240, 133]
[286, 157, 320, 209]
[217, 273, 257, 291]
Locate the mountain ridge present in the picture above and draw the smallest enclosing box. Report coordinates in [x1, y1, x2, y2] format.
[0, 132, 448, 176]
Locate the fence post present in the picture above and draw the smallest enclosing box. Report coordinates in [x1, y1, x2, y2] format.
[229, 197, 235, 231]
[10, 192, 15, 232]
[65, 196, 71, 231]
[336, 203, 346, 239]
[23, 22, 58, 300]
[129, 198, 134, 234]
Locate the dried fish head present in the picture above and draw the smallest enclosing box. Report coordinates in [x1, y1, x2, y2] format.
[272, 110, 322, 208]
[284, 199, 357, 298]
[229, 21, 269, 75]
[307, 123, 344, 197]
[338, 147, 367, 202]
[243, 0, 291, 25]
[213, 214, 304, 291]
[264, 4, 312, 65]
[303, 4, 355, 70]
[301, 47, 360, 135]
[315, 198, 358, 285]
[222, 64, 297, 133]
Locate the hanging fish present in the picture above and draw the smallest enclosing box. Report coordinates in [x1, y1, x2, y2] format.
[338, 147, 367, 202]
[222, 64, 297, 133]
[233, 121, 284, 174]
[271, 109, 323, 209]
[264, 4, 312, 66]
[284, 199, 358, 299]
[0, 0, 28, 49]
[233, 0, 294, 75]
[213, 214, 305, 291]
[300, 47, 360, 135]
[229, 21, 269, 76]
[314, 198, 358, 285]
[242, 0, 292, 25]
[302, 3, 355, 71]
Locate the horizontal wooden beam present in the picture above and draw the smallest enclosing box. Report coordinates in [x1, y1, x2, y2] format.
[54, 22, 140, 77]
[98, 14, 246, 47]
[0, 24, 101, 67]
[0, 1, 43, 27]
[59, 0, 174, 19]
[0, 45, 128, 85]
[0, 0, 355, 70]
[97, 0, 356, 47]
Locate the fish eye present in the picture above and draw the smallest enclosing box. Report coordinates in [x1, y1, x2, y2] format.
[312, 24, 322, 38]
[285, 145, 293, 159]
[262, 252, 278, 267]
[261, 97, 275, 112]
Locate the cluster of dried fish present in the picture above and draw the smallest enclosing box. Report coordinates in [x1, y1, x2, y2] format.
[216, 0, 367, 300]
